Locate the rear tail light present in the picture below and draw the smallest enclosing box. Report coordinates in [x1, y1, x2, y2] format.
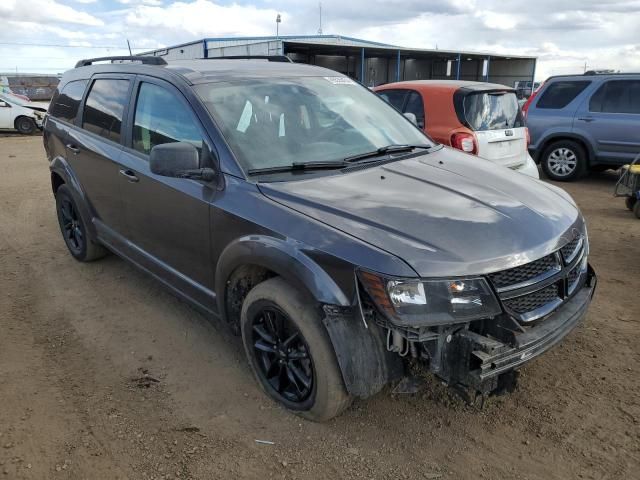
[451, 132, 478, 155]
[525, 127, 531, 147]
[522, 81, 544, 119]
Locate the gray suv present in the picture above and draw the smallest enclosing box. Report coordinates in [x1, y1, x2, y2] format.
[526, 73, 640, 181]
[43, 56, 596, 421]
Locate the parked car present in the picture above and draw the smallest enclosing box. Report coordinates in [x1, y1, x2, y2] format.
[515, 80, 540, 99]
[374, 81, 539, 178]
[0, 92, 46, 134]
[44, 56, 596, 421]
[524, 72, 640, 181]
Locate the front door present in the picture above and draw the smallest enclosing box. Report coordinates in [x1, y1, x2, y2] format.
[117, 77, 217, 310]
[575, 79, 640, 165]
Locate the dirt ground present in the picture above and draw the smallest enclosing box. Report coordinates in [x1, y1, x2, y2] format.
[1, 135, 639, 480]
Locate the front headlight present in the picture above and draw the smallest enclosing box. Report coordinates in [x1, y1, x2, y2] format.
[359, 271, 501, 327]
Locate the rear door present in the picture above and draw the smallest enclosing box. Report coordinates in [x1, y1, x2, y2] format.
[463, 90, 528, 168]
[116, 76, 217, 309]
[68, 75, 132, 238]
[575, 79, 640, 165]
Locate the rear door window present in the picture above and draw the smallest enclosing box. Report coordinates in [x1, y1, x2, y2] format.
[589, 80, 640, 114]
[49, 80, 88, 124]
[536, 81, 590, 109]
[82, 79, 130, 143]
[403, 91, 425, 128]
[463, 91, 523, 131]
[377, 89, 408, 111]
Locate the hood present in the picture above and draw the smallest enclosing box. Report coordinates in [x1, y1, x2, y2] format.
[258, 147, 583, 278]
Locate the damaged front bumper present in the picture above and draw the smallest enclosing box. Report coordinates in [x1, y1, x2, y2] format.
[435, 265, 596, 395]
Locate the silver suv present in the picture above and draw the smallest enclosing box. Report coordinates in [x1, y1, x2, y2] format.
[525, 72, 640, 181]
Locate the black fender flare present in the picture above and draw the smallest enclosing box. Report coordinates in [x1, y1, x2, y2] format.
[49, 157, 98, 239]
[215, 235, 351, 322]
[215, 235, 402, 398]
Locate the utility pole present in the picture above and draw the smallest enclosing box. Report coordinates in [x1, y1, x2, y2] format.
[276, 13, 281, 38]
[318, 2, 323, 35]
[126, 39, 132, 56]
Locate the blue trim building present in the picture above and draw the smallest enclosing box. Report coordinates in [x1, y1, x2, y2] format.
[140, 35, 536, 88]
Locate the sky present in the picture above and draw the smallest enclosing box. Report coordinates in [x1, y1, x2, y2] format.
[1, 0, 639, 80]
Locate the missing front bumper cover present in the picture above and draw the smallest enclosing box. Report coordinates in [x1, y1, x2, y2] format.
[441, 266, 596, 394]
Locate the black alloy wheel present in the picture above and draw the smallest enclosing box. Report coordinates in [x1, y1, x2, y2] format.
[250, 305, 314, 404]
[58, 196, 84, 255]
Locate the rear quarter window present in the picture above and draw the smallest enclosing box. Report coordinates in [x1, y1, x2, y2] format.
[49, 80, 88, 124]
[536, 81, 591, 109]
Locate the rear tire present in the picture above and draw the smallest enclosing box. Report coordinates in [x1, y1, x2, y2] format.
[541, 140, 587, 182]
[15, 116, 36, 135]
[55, 185, 108, 262]
[241, 277, 352, 422]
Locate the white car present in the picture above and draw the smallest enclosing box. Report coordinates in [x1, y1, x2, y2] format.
[0, 93, 47, 134]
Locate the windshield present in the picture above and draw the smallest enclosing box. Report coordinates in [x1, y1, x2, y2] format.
[463, 91, 524, 131]
[194, 77, 432, 172]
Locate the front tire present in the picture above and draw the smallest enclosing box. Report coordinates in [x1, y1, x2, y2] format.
[55, 185, 107, 262]
[241, 277, 352, 421]
[15, 116, 36, 135]
[541, 140, 587, 181]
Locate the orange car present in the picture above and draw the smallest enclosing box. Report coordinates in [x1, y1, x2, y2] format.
[374, 80, 539, 178]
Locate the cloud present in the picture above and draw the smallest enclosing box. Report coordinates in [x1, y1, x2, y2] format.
[0, 0, 103, 26]
[1, 0, 639, 79]
[118, 0, 162, 5]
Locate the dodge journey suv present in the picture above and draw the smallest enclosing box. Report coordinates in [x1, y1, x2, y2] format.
[43, 56, 596, 421]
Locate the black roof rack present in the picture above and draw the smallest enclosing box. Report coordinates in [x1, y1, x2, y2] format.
[583, 70, 639, 76]
[207, 55, 293, 63]
[75, 56, 167, 68]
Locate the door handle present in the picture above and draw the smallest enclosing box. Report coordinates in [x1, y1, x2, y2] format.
[577, 117, 595, 122]
[119, 169, 139, 183]
[66, 143, 80, 154]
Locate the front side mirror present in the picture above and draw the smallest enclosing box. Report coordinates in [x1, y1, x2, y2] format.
[403, 112, 417, 126]
[149, 142, 215, 181]
[0, 101, 9, 108]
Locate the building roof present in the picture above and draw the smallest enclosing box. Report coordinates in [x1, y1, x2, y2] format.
[140, 35, 536, 60]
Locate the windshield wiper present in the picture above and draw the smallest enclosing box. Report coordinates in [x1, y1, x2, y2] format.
[344, 144, 433, 163]
[247, 160, 349, 176]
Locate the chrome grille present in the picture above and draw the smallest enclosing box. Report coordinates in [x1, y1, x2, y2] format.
[503, 284, 560, 314]
[488, 254, 559, 290]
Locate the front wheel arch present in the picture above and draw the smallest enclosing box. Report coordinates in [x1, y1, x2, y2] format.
[215, 236, 351, 330]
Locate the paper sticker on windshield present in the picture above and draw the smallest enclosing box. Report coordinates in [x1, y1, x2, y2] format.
[324, 76, 356, 85]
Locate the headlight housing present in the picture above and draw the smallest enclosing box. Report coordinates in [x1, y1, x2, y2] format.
[358, 270, 501, 327]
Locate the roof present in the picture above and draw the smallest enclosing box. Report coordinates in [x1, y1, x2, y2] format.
[167, 59, 340, 83]
[62, 59, 343, 85]
[376, 80, 515, 91]
[205, 34, 398, 49]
